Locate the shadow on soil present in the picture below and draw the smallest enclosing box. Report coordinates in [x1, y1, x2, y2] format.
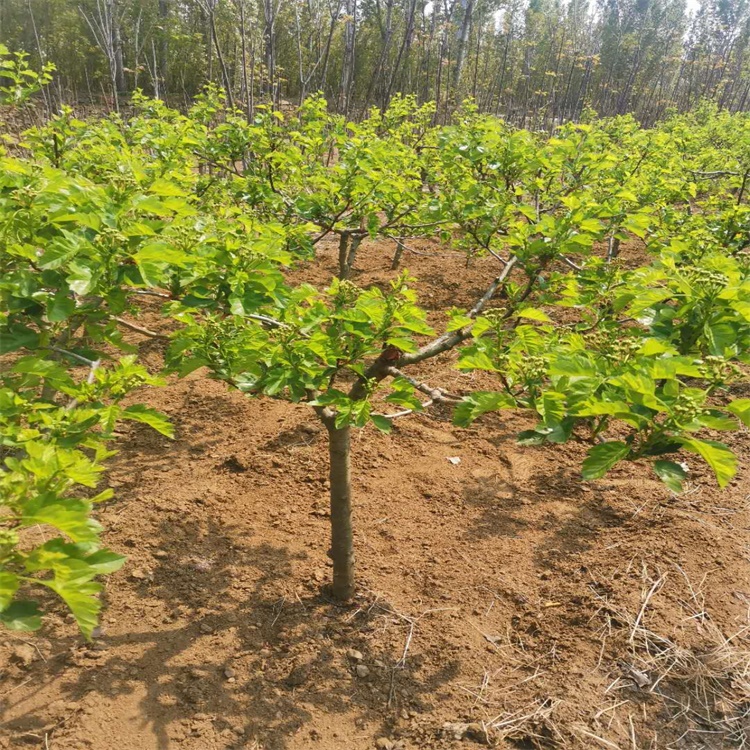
[3, 518, 458, 750]
[461, 465, 626, 565]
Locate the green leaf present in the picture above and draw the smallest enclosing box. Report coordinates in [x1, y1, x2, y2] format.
[727, 399, 750, 427]
[134, 242, 191, 267]
[453, 392, 515, 427]
[149, 179, 188, 197]
[370, 414, 393, 433]
[537, 391, 566, 426]
[516, 307, 551, 322]
[0, 325, 40, 354]
[653, 460, 687, 493]
[446, 313, 473, 332]
[47, 292, 76, 322]
[44, 579, 102, 640]
[516, 429, 547, 446]
[581, 441, 630, 480]
[121, 405, 174, 438]
[0, 601, 42, 632]
[22, 498, 100, 543]
[66, 262, 96, 295]
[457, 350, 497, 371]
[697, 412, 738, 431]
[85, 550, 127, 576]
[704, 322, 736, 357]
[0, 572, 19, 610]
[678, 438, 736, 488]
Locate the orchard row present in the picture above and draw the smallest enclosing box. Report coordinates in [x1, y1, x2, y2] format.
[2, 53, 750, 634]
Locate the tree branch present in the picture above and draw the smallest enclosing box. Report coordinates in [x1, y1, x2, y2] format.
[112, 316, 168, 339]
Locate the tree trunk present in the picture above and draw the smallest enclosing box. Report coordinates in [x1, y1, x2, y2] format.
[158, 0, 169, 94]
[210, 10, 235, 109]
[452, 0, 474, 97]
[338, 232, 362, 279]
[237, 1, 248, 116]
[326, 423, 355, 601]
[111, 0, 126, 94]
[384, 0, 418, 109]
[263, 0, 277, 101]
[339, 0, 356, 115]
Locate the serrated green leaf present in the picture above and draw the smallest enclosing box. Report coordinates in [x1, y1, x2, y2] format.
[42, 579, 102, 639]
[678, 438, 736, 488]
[727, 399, 750, 426]
[453, 392, 515, 427]
[47, 292, 76, 322]
[653, 460, 687, 493]
[121, 405, 174, 438]
[516, 307, 551, 322]
[457, 350, 497, 371]
[0, 572, 19, 610]
[582, 441, 630, 480]
[22, 498, 100, 543]
[0, 601, 42, 632]
[370, 414, 393, 433]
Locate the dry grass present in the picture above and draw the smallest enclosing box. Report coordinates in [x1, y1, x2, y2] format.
[590, 563, 750, 749]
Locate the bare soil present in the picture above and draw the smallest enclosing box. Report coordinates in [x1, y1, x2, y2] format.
[2, 241, 749, 750]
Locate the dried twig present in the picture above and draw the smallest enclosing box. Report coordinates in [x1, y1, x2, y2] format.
[112, 316, 168, 339]
[629, 572, 667, 644]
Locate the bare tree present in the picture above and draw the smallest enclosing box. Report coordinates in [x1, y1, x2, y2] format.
[79, 0, 126, 111]
[196, 0, 235, 108]
[339, 0, 357, 115]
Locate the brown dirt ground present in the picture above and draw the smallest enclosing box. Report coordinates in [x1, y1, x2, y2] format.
[1, 241, 749, 750]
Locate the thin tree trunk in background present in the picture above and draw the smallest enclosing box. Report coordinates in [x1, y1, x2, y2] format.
[249, 36, 256, 115]
[159, 0, 169, 93]
[495, 27, 511, 117]
[263, 0, 278, 102]
[318, 6, 340, 99]
[238, 0, 252, 119]
[339, 0, 356, 115]
[210, 8, 235, 107]
[112, 0, 125, 93]
[362, 0, 393, 112]
[384, 0, 418, 109]
[205, 9, 213, 82]
[26, 0, 52, 116]
[452, 0, 474, 100]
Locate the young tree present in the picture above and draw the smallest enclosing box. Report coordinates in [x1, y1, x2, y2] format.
[164, 106, 750, 601]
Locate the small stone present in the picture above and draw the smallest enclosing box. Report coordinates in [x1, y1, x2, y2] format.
[442, 722, 487, 744]
[129, 568, 149, 581]
[355, 664, 370, 678]
[373, 659, 385, 668]
[347, 649, 364, 662]
[154, 550, 169, 559]
[224, 666, 236, 679]
[199, 623, 213, 634]
[226, 677, 236, 684]
[313, 569, 326, 582]
[11, 644, 36, 668]
[375, 739, 394, 750]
